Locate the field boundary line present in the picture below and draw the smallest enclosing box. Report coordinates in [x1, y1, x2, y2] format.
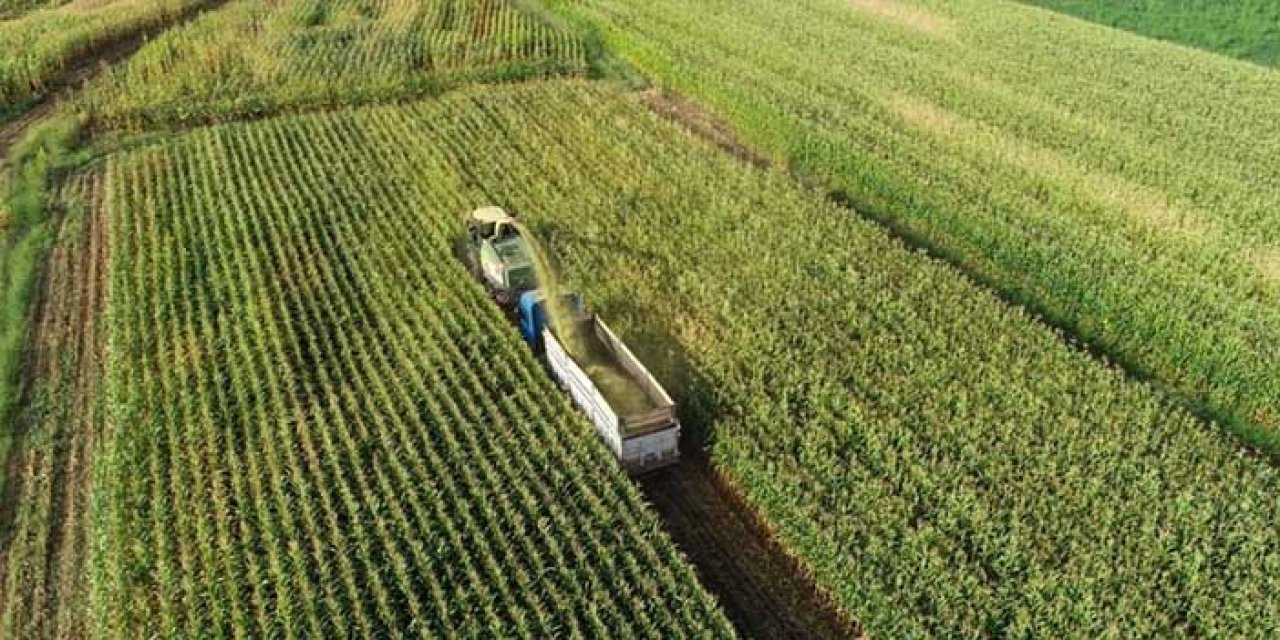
[639, 439, 863, 639]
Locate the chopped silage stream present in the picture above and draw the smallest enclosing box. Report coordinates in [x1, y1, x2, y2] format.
[514, 220, 655, 417]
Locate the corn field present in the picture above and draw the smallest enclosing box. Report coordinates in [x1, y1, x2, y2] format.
[161, 79, 1280, 638]
[5, 1, 1279, 634]
[0, 0, 70, 21]
[90, 87, 732, 638]
[79, 0, 589, 130]
[545, 0, 1280, 444]
[0, 0, 207, 109]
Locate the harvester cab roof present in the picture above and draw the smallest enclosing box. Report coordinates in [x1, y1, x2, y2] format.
[469, 206, 520, 241]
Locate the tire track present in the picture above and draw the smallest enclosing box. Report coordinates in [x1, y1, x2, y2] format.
[0, 172, 106, 639]
[639, 446, 861, 639]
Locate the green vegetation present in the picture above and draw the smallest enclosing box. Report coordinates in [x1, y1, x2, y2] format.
[0, 114, 86, 495]
[0, 0, 210, 109]
[4, 0, 1279, 637]
[0, 0, 69, 22]
[204, 80, 1280, 640]
[79, 0, 589, 130]
[1024, 0, 1280, 67]
[1, 172, 102, 639]
[546, 0, 1280, 444]
[92, 78, 1280, 637]
[90, 85, 732, 638]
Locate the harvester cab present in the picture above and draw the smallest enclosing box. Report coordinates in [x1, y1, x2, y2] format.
[465, 206, 537, 304]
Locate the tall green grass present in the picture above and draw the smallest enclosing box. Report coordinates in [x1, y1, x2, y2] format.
[0, 0, 69, 22]
[1024, 0, 1280, 67]
[0, 114, 86, 494]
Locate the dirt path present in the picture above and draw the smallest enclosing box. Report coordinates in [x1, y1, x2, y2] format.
[639, 448, 861, 639]
[637, 90, 772, 171]
[0, 0, 231, 161]
[0, 173, 107, 639]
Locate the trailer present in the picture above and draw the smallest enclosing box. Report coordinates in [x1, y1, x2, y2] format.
[518, 291, 680, 474]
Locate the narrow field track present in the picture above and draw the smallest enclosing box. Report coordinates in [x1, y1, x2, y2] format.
[0, 172, 107, 639]
[639, 447, 860, 639]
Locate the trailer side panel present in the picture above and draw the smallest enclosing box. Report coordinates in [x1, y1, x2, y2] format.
[622, 428, 681, 474]
[543, 328, 623, 455]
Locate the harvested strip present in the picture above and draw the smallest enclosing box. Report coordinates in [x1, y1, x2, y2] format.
[0, 171, 107, 639]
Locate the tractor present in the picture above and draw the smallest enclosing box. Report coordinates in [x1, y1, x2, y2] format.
[463, 206, 537, 305]
[460, 206, 682, 473]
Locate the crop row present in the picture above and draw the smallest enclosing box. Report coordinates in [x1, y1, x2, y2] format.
[0, 0, 208, 109]
[544, 0, 1280, 442]
[93, 101, 731, 637]
[78, 0, 589, 130]
[316, 80, 1279, 637]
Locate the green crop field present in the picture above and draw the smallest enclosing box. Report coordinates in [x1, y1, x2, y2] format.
[0, 0, 70, 21]
[1024, 0, 1280, 67]
[30, 77, 1278, 636]
[79, 0, 589, 130]
[0, 88, 735, 638]
[0, 0, 210, 112]
[301, 79, 1277, 638]
[546, 0, 1280, 446]
[4, 0, 1280, 638]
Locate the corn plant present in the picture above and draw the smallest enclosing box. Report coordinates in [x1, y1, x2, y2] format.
[77, 0, 590, 131]
[0, 0, 208, 110]
[92, 89, 733, 638]
[543, 0, 1280, 448]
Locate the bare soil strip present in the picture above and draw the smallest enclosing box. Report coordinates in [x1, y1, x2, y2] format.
[0, 0, 232, 161]
[639, 447, 861, 639]
[0, 172, 106, 639]
[637, 90, 772, 170]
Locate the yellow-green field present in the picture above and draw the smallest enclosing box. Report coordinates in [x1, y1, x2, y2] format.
[79, 0, 589, 129]
[3, 1, 1279, 638]
[547, 0, 1280, 444]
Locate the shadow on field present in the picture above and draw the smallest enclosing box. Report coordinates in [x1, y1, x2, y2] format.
[599, 296, 860, 640]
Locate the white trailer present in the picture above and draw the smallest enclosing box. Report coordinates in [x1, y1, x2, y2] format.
[541, 316, 680, 475]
